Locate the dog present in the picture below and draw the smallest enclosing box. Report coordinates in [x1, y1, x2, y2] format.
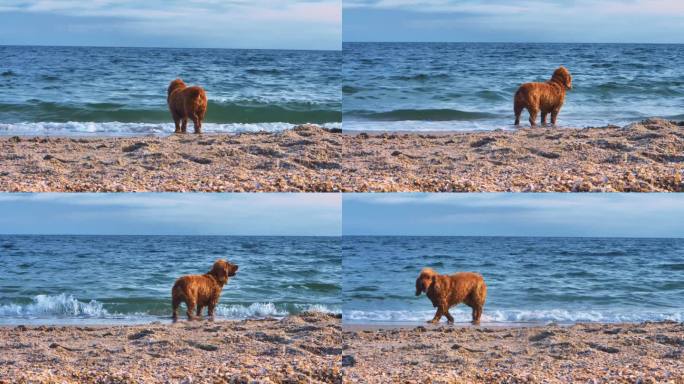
[514, 66, 572, 127]
[415, 268, 487, 325]
[171, 259, 238, 322]
[167, 78, 208, 134]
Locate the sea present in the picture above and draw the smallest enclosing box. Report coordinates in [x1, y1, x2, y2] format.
[343, 236, 684, 324]
[0, 235, 341, 324]
[343, 42, 684, 131]
[0, 45, 341, 135]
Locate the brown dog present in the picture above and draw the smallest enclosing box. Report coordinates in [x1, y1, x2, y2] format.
[167, 78, 208, 134]
[514, 66, 572, 127]
[415, 268, 487, 325]
[171, 259, 238, 322]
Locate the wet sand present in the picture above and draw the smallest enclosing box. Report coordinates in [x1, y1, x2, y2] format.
[0, 313, 341, 383]
[0, 124, 341, 192]
[342, 118, 684, 192]
[342, 321, 684, 383]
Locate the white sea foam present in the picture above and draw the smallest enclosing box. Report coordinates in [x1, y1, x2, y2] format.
[0, 121, 341, 136]
[0, 293, 109, 318]
[344, 308, 684, 324]
[0, 295, 339, 324]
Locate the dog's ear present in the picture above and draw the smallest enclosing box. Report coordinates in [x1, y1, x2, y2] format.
[209, 259, 229, 284]
[167, 78, 185, 96]
[553, 67, 572, 90]
[415, 276, 424, 296]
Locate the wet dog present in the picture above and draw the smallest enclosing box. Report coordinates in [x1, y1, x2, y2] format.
[172, 259, 238, 321]
[415, 268, 487, 325]
[514, 66, 572, 127]
[167, 78, 207, 134]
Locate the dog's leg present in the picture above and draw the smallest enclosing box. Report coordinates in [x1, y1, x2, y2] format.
[514, 102, 523, 126]
[192, 115, 202, 134]
[173, 117, 181, 133]
[444, 308, 455, 324]
[541, 112, 548, 126]
[551, 108, 561, 126]
[472, 306, 482, 325]
[528, 108, 539, 127]
[195, 305, 204, 319]
[207, 304, 216, 322]
[181, 118, 188, 133]
[172, 296, 181, 322]
[186, 299, 197, 321]
[428, 307, 443, 324]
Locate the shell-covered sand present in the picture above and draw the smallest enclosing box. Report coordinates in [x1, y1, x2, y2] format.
[342, 321, 684, 383]
[0, 313, 341, 383]
[342, 118, 684, 192]
[0, 125, 341, 192]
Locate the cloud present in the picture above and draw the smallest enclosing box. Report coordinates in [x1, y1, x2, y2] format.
[342, 193, 684, 238]
[0, 193, 341, 236]
[0, 1, 341, 49]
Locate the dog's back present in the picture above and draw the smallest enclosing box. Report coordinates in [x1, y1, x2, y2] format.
[445, 272, 486, 306]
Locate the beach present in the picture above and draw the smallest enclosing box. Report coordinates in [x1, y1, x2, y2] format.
[342, 321, 684, 383]
[342, 118, 684, 192]
[0, 124, 341, 192]
[0, 312, 341, 383]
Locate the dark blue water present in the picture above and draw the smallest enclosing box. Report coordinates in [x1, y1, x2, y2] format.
[0, 235, 341, 324]
[0, 46, 341, 135]
[343, 236, 684, 324]
[343, 43, 684, 131]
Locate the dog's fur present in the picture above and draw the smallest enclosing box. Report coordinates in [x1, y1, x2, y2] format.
[171, 259, 238, 321]
[514, 66, 572, 127]
[415, 268, 487, 325]
[167, 79, 208, 134]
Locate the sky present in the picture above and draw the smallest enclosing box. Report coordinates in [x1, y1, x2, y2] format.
[0, 0, 341, 50]
[344, 0, 684, 43]
[0, 193, 341, 236]
[343, 193, 684, 238]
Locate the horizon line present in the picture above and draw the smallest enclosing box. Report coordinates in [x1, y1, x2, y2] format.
[0, 43, 341, 52]
[342, 41, 684, 45]
[340, 234, 684, 239]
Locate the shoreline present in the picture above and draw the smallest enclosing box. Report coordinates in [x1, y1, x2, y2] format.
[342, 118, 684, 192]
[0, 124, 342, 192]
[343, 320, 684, 383]
[0, 312, 342, 383]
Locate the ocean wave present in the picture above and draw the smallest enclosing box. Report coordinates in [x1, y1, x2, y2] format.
[0, 121, 341, 135]
[344, 308, 684, 324]
[0, 294, 340, 321]
[0, 100, 341, 124]
[0, 294, 109, 318]
[346, 108, 497, 122]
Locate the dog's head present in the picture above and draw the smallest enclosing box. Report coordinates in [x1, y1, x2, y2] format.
[167, 78, 186, 97]
[551, 66, 572, 90]
[208, 259, 239, 285]
[415, 268, 437, 296]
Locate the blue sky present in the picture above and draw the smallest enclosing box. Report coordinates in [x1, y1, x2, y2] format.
[0, 194, 341, 236]
[343, 194, 684, 237]
[344, 0, 684, 43]
[0, 1, 341, 50]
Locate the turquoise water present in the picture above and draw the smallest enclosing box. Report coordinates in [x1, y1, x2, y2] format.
[0, 235, 341, 324]
[343, 236, 684, 324]
[0, 46, 341, 135]
[343, 42, 684, 131]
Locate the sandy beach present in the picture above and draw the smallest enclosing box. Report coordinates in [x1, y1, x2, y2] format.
[342, 321, 684, 383]
[0, 124, 341, 192]
[342, 118, 684, 192]
[0, 312, 341, 383]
